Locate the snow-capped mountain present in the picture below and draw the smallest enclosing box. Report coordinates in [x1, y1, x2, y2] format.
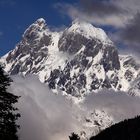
[0, 18, 140, 97]
[1, 18, 140, 140]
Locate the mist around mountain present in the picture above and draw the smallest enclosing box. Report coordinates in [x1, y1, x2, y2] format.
[7, 75, 140, 140]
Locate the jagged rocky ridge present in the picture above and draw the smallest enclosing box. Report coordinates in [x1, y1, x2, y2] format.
[0, 18, 140, 139]
[0, 18, 140, 97]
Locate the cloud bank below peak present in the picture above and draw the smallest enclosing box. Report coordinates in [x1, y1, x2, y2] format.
[7, 75, 140, 140]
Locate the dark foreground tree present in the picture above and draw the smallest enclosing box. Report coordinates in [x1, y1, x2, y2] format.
[69, 133, 80, 140]
[90, 116, 140, 140]
[0, 65, 20, 140]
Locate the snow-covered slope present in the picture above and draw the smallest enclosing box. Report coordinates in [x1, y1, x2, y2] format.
[0, 18, 140, 97]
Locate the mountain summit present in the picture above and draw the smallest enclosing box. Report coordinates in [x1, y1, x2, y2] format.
[0, 18, 140, 97]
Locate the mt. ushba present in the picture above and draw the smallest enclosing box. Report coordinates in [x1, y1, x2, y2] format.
[0, 18, 140, 139]
[0, 18, 139, 96]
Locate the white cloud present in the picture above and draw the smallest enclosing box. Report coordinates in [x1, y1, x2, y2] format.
[8, 75, 140, 140]
[9, 75, 81, 140]
[55, 0, 140, 28]
[62, 4, 129, 28]
[82, 89, 140, 121]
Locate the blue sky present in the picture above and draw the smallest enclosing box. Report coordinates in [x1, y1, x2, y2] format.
[0, 0, 140, 56]
[0, 0, 78, 56]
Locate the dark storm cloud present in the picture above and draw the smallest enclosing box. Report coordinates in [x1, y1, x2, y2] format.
[79, 0, 126, 16]
[54, 0, 129, 27]
[79, 0, 140, 53]
[121, 13, 140, 44]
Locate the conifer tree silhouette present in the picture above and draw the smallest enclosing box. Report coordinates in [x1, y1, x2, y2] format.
[0, 65, 20, 140]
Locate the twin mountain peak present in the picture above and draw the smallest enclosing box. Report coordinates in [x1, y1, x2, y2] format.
[0, 18, 140, 97]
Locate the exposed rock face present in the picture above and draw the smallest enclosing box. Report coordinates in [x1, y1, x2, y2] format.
[0, 19, 140, 96]
[59, 32, 120, 71]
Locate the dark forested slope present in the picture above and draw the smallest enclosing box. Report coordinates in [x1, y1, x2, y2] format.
[90, 116, 140, 140]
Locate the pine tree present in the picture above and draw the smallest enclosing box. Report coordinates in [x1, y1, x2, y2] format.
[69, 133, 80, 140]
[0, 65, 20, 140]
